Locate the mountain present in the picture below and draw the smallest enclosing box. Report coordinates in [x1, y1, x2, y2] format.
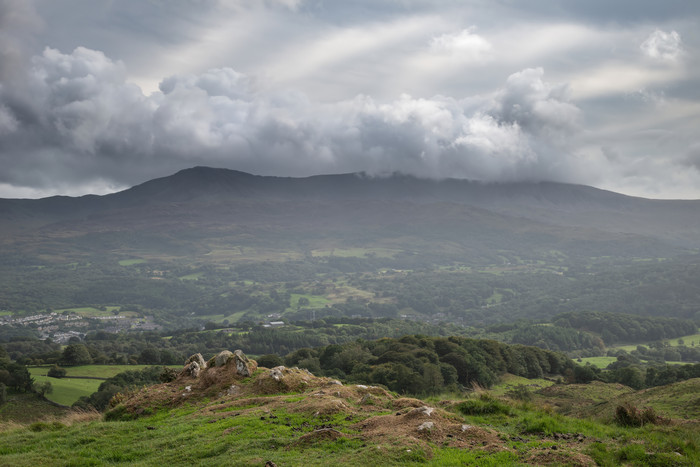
[1, 166, 699, 263]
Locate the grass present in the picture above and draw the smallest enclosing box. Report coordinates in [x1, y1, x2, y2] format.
[29, 373, 101, 406]
[310, 247, 399, 258]
[179, 272, 203, 281]
[488, 374, 555, 396]
[28, 365, 180, 406]
[609, 331, 700, 353]
[118, 259, 146, 266]
[578, 356, 617, 368]
[53, 306, 121, 317]
[2, 374, 699, 466]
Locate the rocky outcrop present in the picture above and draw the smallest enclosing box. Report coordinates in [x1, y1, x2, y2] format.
[233, 349, 254, 377]
[181, 350, 257, 380]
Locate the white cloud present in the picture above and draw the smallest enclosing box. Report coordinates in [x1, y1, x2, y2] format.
[641, 29, 684, 62]
[429, 28, 492, 60]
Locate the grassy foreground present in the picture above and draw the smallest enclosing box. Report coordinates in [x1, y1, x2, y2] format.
[2, 362, 699, 466]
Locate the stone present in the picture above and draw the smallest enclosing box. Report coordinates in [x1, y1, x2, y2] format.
[184, 353, 207, 369]
[233, 349, 253, 376]
[408, 406, 434, 417]
[182, 361, 201, 378]
[270, 366, 285, 381]
[214, 350, 234, 367]
[417, 421, 434, 431]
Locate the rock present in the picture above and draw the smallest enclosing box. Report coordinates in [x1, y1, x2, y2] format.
[270, 366, 285, 381]
[360, 394, 374, 405]
[184, 353, 207, 369]
[227, 384, 239, 396]
[182, 361, 201, 378]
[417, 421, 434, 431]
[408, 406, 434, 417]
[214, 350, 234, 367]
[233, 349, 253, 376]
[462, 424, 474, 432]
[329, 380, 343, 386]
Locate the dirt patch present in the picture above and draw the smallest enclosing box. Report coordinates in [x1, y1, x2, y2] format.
[352, 404, 508, 454]
[524, 449, 596, 466]
[288, 428, 347, 448]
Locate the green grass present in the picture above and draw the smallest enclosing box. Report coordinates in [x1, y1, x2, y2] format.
[488, 374, 555, 396]
[310, 247, 399, 258]
[29, 373, 101, 406]
[53, 306, 121, 317]
[578, 356, 617, 368]
[118, 259, 146, 266]
[2, 378, 699, 466]
[289, 293, 331, 309]
[179, 272, 203, 281]
[28, 365, 180, 406]
[609, 331, 700, 353]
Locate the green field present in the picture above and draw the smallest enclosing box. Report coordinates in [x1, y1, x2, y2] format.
[118, 259, 146, 266]
[28, 365, 180, 406]
[29, 373, 102, 406]
[578, 356, 618, 368]
[609, 331, 700, 354]
[310, 247, 400, 258]
[489, 373, 555, 396]
[53, 306, 121, 317]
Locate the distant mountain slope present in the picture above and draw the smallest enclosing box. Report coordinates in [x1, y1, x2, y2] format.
[1, 167, 698, 261]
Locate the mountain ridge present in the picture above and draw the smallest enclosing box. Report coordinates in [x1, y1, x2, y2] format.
[2, 167, 700, 258]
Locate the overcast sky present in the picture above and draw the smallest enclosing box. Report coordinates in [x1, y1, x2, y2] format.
[1, 0, 699, 199]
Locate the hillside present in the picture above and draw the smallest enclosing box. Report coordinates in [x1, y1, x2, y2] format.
[1, 350, 698, 466]
[2, 167, 699, 260]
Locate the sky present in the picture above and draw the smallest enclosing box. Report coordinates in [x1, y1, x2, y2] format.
[1, 1, 699, 199]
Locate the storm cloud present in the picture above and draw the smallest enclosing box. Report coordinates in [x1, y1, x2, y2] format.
[1, 0, 699, 198]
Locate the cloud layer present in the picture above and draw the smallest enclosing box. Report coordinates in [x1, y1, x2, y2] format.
[0, 1, 699, 198]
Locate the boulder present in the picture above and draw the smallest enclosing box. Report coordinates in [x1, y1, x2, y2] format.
[214, 350, 234, 367]
[233, 349, 254, 376]
[182, 361, 201, 378]
[184, 353, 207, 369]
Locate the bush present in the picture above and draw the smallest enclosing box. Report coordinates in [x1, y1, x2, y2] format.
[456, 393, 513, 416]
[48, 365, 67, 378]
[159, 367, 178, 383]
[614, 404, 667, 427]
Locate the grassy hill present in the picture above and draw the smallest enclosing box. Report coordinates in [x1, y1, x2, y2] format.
[1, 352, 698, 466]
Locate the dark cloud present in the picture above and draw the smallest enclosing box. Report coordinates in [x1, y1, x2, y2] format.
[0, 0, 699, 198]
[0, 45, 589, 194]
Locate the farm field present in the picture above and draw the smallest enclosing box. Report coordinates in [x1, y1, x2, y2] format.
[28, 365, 180, 406]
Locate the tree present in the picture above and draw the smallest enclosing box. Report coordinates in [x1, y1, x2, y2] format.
[48, 365, 67, 378]
[34, 381, 53, 397]
[61, 344, 93, 365]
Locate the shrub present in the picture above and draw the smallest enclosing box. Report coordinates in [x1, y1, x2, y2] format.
[47, 365, 67, 378]
[159, 367, 178, 383]
[456, 393, 513, 416]
[614, 404, 667, 427]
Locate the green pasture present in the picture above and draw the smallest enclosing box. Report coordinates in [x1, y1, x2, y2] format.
[610, 331, 700, 353]
[578, 356, 617, 368]
[489, 373, 555, 396]
[289, 293, 331, 309]
[179, 272, 203, 281]
[29, 373, 101, 406]
[29, 365, 181, 406]
[310, 247, 399, 258]
[118, 259, 146, 266]
[53, 306, 121, 317]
